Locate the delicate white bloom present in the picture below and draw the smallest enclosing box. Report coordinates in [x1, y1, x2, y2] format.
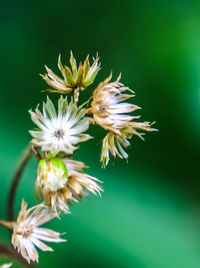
[41, 51, 100, 94]
[36, 157, 102, 213]
[0, 264, 12, 268]
[88, 74, 157, 166]
[11, 200, 65, 263]
[29, 96, 91, 156]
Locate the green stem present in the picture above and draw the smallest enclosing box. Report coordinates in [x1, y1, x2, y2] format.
[7, 144, 33, 222]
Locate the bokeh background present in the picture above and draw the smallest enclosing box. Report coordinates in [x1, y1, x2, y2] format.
[0, 0, 200, 267]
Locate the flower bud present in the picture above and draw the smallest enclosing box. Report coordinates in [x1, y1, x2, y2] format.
[37, 157, 68, 193]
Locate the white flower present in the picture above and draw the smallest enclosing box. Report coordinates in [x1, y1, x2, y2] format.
[29, 96, 91, 156]
[11, 200, 66, 263]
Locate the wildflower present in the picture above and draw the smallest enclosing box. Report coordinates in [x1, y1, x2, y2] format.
[29, 95, 91, 156]
[41, 51, 100, 97]
[0, 200, 65, 263]
[36, 157, 102, 213]
[87, 74, 156, 165]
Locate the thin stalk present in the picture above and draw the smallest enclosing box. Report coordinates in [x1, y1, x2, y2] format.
[74, 87, 80, 103]
[7, 144, 33, 222]
[0, 220, 15, 229]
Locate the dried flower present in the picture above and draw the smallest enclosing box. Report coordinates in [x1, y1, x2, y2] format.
[88, 74, 140, 133]
[36, 157, 102, 213]
[63, 159, 103, 200]
[11, 200, 65, 263]
[88, 74, 156, 165]
[41, 51, 100, 95]
[101, 122, 155, 166]
[101, 131, 129, 166]
[29, 96, 91, 156]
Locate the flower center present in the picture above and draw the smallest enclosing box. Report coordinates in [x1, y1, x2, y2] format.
[45, 170, 68, 192]
[99, 103, 107, 112]
[54, 129, 65, 139]
[16, 224, 33, 238]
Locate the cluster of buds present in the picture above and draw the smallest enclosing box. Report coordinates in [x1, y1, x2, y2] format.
[0, 51, 156, 264]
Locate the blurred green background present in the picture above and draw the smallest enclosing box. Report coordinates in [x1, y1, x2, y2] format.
[0, 0, 200, 267]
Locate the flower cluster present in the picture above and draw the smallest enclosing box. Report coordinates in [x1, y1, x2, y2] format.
[0, 51, 156, 264]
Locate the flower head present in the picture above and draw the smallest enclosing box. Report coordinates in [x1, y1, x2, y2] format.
[89, 74, 140, 134]
[11, 200, 65, 263]
[29, 96, 91, 156]
[41, 51, 100, 94]
[36, 158, 102, 213]
[37, 157, 68, 192]
[88, 74, 156, 166]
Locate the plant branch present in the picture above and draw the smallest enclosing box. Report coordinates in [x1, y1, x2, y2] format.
[7, 144, 33, 222]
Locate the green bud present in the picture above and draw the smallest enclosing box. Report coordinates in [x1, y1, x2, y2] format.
[38, 157, 68, 192]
